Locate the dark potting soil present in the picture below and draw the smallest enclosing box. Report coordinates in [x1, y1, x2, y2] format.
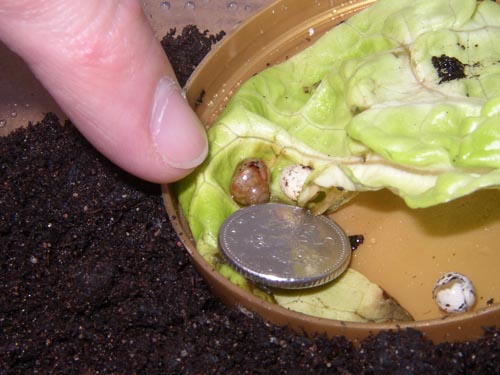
[1, 26, 500, 375]
[160, 26, 226, 87]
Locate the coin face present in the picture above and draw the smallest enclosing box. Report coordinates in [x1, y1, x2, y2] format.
[218, 203, 351, 289]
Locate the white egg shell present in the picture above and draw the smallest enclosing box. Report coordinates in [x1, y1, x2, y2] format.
[432, 272, 476, 313]
[279, 165, 313, 201]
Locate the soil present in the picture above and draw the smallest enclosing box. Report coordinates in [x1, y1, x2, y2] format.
[160, 26, 226, 87]
[1, 26, 500, 375]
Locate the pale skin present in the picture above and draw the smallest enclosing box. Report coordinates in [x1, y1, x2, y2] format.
[0, 0, 208, 183]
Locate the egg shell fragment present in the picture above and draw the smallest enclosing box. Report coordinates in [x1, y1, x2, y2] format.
[432, 272, 476, 314]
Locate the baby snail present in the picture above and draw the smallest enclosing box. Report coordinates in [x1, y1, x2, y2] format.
[279, 164, 313, 201]
[432, 272, 476, 313]
[230, 158, 270, 206]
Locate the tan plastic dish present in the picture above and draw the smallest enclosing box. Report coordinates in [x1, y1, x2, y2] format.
[162, 0, 500, 343]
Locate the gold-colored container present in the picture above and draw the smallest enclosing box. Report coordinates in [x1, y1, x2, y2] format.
[163, 0, 500, 344]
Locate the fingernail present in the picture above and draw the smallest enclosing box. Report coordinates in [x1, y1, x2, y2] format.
[150, 76, 208, 169]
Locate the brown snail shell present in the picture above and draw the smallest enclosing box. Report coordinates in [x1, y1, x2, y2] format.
[230, 158, 271, 206]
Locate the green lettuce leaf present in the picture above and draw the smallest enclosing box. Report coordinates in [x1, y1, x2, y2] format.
[177, 0, 500, 321]
[273, 269, 413, 322]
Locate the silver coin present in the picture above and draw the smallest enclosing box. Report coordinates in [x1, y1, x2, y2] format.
[218, 203, 351, 289]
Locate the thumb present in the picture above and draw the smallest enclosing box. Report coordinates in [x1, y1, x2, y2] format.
[0, 0, 208, 183]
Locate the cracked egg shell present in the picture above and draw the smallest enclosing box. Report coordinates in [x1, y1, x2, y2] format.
[433, 272, 476, 313]
[279, 165, 313, 201]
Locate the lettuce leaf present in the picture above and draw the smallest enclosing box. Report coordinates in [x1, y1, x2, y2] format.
[177, 0, 500, 320]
